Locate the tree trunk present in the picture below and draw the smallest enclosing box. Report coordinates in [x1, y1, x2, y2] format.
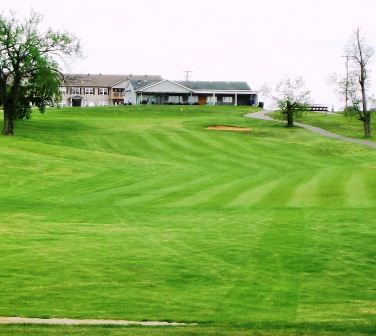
[363, 112, 371, 138]
[286, 102, 294, 127]
[2, 102, 15, 135]
[356, 29, 371, 138]
[286, 111, 294, 127]
[2, 112, 14, 135]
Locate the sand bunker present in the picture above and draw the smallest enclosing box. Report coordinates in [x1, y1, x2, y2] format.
[206, 125, 252, 132]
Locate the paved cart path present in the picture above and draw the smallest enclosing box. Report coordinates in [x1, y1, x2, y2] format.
[0, 316, 192, 326]
[244, 110, 376, 149]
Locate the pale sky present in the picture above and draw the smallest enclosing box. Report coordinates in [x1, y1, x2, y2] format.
[1, 0, 376, 108]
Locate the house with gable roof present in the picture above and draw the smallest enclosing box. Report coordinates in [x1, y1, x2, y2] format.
[135, 79, 258, 106]
[60, 74, 162, 107]
[60, 74, 258, 107]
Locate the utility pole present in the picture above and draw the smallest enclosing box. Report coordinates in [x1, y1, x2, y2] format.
[341, 55, 350, 110]
[183, 70, 192, 85]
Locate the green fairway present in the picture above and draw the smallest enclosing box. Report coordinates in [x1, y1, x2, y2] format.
[0, 105, 375, 335]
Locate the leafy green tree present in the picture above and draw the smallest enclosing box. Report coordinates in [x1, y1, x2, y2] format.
[0, 11, 80, 135]
[272, 77, 311, 127]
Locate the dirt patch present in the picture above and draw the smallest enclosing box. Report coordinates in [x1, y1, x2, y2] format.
[206, 125, 252, 132]
[0, 316, 191, 326]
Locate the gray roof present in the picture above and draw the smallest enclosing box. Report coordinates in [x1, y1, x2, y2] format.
[62, 75, 251, 91]
[130, 79, 162, 90]
[176, 81, 251, 90]
[63, 74, 162, 87]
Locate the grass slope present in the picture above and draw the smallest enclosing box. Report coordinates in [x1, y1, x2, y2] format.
[302, 111, 376, 141]
[0, 105, 375, 335]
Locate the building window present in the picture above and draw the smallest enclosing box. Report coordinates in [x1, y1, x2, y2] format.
[85, 88, 94, 95]
[189, 96, 198, 103]
[168, 96, 182, 103]
[222, 96, 233, 103]
[207, 95, 217, 104]
[99, 88, 109, 95]
[112, 88, 124, 98]
[70, 87, 81, 95]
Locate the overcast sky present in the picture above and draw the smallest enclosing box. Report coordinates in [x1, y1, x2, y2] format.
[1, 0, 376, 108]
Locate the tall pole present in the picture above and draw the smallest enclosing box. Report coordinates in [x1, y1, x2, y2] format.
[341, 55, 350, 110]
[183, 70, 192, 85]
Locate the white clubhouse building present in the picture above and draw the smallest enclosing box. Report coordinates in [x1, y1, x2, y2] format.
[60, 74, 258, 107]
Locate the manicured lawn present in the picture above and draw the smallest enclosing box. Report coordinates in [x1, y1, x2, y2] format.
[302, 111, 376, 141]
[0, 105, 375, 335]
[0, 323, 373, 335]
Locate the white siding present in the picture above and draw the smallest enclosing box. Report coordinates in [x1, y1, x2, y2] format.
[125, 84, 137, 104]
[142, 80, 191, 94]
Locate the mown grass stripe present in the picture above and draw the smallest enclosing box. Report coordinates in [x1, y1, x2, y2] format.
[0, 105, 375, 333]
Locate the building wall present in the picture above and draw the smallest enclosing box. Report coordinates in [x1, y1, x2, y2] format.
[124, 84, 137, 105]
[61, 90, 258, 106]
[142, 81, 191, 94]
[61, 87, 111, 106]
[134, 93, 257, 106]
[60, 82, 258, 107]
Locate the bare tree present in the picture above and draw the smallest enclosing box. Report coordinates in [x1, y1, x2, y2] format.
[328, 71, 359, 113]
[345, 28, 374, 138]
